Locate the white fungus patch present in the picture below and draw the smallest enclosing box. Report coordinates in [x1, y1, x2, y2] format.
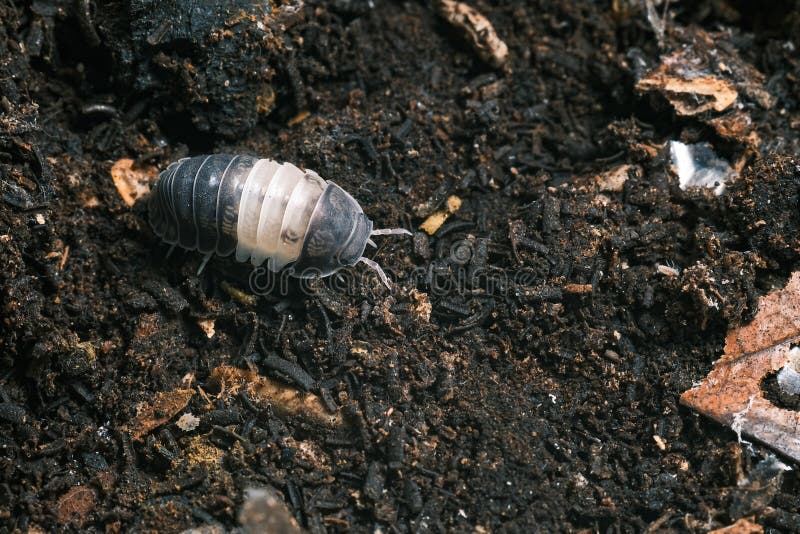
[669, 141, 734, 196]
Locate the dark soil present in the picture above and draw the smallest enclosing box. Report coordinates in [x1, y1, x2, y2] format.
[3, 0, 800, 532]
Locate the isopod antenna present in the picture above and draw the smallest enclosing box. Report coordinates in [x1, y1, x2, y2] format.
[360, 227, 412, 288]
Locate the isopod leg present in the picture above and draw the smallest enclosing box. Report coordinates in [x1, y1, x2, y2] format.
[166, 244, 177, 258]
[367, 239, 377, 248]
[197, 253, 213, 275]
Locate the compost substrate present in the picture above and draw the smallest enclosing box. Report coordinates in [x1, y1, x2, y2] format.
[3, 0, 800, 532]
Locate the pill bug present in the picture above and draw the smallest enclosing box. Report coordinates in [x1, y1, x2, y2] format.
[148, 154, 410, 287]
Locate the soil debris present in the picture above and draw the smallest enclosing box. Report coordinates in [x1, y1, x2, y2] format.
[209, 366, 343, 429]
[595, 164, 639, 193]
[636, 70, 738, 116]
[709, 517, 764, 534]
[125, 388, 195, 441]
[176, 413, 201, 432]
[56, 485, 97, 527]
[635, 26, 775, 149]
[238, 488, 304, 534]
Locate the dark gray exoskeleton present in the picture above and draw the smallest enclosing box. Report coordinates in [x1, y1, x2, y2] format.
[148, 154, 410, 287]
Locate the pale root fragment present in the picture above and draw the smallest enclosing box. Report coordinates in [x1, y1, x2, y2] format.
[210, 366, 343, 429]
[434, 0, 509, 68]
[681, 272, 800, 462]
[110, 158, 157, 207]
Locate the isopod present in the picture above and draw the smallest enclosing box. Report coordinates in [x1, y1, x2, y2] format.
[148, 154, 410, 287]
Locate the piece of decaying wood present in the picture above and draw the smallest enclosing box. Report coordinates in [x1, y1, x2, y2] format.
[434, 0, 508, 68]
[210, 366, 343, 429]
[110, 158, 157, 207]
[681, 272, 800, 462]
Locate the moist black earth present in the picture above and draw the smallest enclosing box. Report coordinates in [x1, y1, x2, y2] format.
[2, 0, 800, 532]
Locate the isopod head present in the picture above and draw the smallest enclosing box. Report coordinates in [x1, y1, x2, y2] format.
[289, 182, 373, 278]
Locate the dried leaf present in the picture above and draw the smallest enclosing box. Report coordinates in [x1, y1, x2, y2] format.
[110, 158, 157, 207]
[124, 388, 194, 441]
[210, 366, 343, 428]
[681, 272, 800, 461]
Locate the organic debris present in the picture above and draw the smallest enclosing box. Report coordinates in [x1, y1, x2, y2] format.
[419, 195, 462, 235]
[197, 319, 216, 339]
[238, 488, 304, 534]
[110, 158, 157, 207]
[210, 366, 343, 429]
[434, 0, 509, 68]
[4, 0, 800, 531]
[709, 517, 764, 534]
[595, 164, 640, 193]
[681, 272, 800, 462]
[729, 455, 790, 519]
[636, 71, 738, 116]
[636, 27, 774, 147]
[56, 485, 97, 526]
[124, 388, 195, 441]
[176, 412, 201, 432]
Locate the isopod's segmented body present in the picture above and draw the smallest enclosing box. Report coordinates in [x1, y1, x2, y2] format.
[148, 154, 408, 286]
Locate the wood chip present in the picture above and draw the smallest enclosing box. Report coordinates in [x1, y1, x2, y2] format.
[434, 0, 508, 68]
[124, 388, 194, 441]
[681, 272, 800, 462]
[419, 195, 462, 235]
[110, 158, 157, 207]
[210, 366, 343, 429]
